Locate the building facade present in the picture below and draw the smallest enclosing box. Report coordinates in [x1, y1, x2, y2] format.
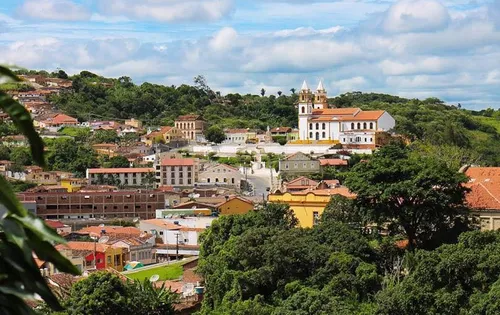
[198, 164, 242, 189]
[224, 129, 257, 144]
[86, 168, 155, 187]
[465, 166, 500, 231]
[296, 81, 395, 147]
[174, 114, 207, 141]
[155, 158, 198, 187]
[279, 152, 321, 175]
[17, 190, 167, 220]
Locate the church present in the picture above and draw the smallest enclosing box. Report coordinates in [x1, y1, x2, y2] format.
[296, 81, 395, 148]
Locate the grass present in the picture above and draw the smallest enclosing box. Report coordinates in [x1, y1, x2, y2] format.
[475, 116, 500, 133]
[124, 262, 184, 281]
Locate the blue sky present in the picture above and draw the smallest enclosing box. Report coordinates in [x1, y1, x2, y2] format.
[1, 0, 500, 109]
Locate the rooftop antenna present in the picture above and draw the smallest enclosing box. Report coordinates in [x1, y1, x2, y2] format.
[149, 274, 160, 282]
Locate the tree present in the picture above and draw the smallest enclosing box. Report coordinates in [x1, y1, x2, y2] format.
[56, 70, 68, 79]
[0, 66, 79, 314]
[344, 144, 470, 249]
[108, 155, 130, 168]
[92, 130, 118, 144]
[205, 126, 226, 144]
[10, 146, 33, 166]
[290, 88, 296, 94]
[260, 88, 266, 97]
[0, 144, 10, 160]
[277, 91, 282, 96]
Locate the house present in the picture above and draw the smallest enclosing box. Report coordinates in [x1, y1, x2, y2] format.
[56, 241, 126, 271]
[216, 196, 254, 215]
[38, 113, 79, 129]
[316, 179, 341, 190]
[92, 143, 119, 157]
[268, 187, 355, 227]
[37, 248, 85, 276]
[86, 168, 155, 187]
[174, 114, 207, 141]
[155, 158, 198, 187]
[319, 159, 349, 168]
[279, 152, 321, 175]
[296, 80, 395, 147]
[1, 135, 28, 147]
[25, 170, 74, 186]
[125, 118, 143, 129]
[45, 220, 72, 234]
[143, 126, 185, 146]
[60, 177, 87, 192]
[283, 176, 319, 192]
[109, 238, 155, 265]
[270, 127, 292, 136]
[198, 163, 242, 189]
[224, 129, 257, 144]
[464, 166, 500, 230]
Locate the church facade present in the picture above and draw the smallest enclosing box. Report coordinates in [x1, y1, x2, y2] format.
[296, 81, 395, 147]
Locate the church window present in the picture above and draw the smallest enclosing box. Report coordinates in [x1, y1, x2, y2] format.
[370, 138, 373, 142]
[301, 107, 305, 114]
[343, 138, 346, 142]
[322, 123, 326, 130]
[370, 122, 374, 129]
[315, 123, 319, 129]
[351, 123, 354, 129]
[301, 95, 305, 101]
[309, 132, 313, 139]
[309, 123, 313, 129]
[363, 122, 367, 129]
[364, 138, 367, 142]
[357, 123, 361, 129]
[322, 132, 326, 138]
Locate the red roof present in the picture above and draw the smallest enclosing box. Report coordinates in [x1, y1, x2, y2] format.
[319, 159, 348, 166]
[52, 113, 78, 124]
[45, 220, 66, 229]
[78, 226, 141, 237]
[161, 158, 195, 166]
[88, 168, 154, 174]
[176, 114, 202, 121]
[465, 167, 500, 211]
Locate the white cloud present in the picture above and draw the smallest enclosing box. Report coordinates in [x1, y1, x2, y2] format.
[272, 26, 344, 38]
[381, 0, 450, 33]
[210, 27, 238, 51]
[99, 0, 234, 22]
[379, 57, 452, 76]
[17, 0, 91, 21]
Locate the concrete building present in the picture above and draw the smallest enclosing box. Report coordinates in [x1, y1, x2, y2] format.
[155, 158, 198, 187]
[279, 152, 321, 175]
[296, 80, 395, 148]
[216, 196, 254, 215]
[174, 114, 207, 141]
[16, 190, 168, 220]
[198, 163, 242, 189]
[224, 129, 257, 144]
[86, 168, 155, 187]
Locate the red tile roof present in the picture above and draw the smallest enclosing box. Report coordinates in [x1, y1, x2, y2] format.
[465, 167, 500, 211]
[319, 159, 348, 166]
[45, 220, 66, 229]
[176, 114, 202, 121]
[78, 226, 142, 236]
[161, 158, 195, 166]
[87, 168, 154, 174]
[141, 219, 181, 230]
[56, 241, 109, 253]
[52, 113, 78, 124]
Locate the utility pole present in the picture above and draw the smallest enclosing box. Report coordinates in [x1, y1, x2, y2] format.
[175, 233, 179, 261]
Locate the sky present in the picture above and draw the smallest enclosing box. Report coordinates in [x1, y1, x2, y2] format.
[1, 0, 500, 109]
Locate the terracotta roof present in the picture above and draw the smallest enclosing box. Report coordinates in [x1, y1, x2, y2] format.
[465, 167, 500, 211]
[78, 226, 142, 236]
[270, 127, 292, 133]
[56, 241, 109, 253]
[319, 159, 348, 166]
[286, 176, 319, 188]
[141, 219, 181, 230]
[276, 186, 355, 198]
[312, 108, 360, 116]
[309, 108, 385, 122]
[87, 168, 154, 174]
[161, 158, 195, 166]
[353, 110, 386, 120]
[45, 220, 66, 229]
[52, 113, 78, 124]
[176, 114, 202, 121]
[216, 196, 254, 207]
[321, 179, 340, 187]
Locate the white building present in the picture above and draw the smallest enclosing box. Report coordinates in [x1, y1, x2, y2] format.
[198, 163, 242, 189]
[297, 81, 395, 147]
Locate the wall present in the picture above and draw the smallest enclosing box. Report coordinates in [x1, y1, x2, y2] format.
[268, 192, 331, 228]
[192, 144, 373, 156]
[218, 198, 254, 215]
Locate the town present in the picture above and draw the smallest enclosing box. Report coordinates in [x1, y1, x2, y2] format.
[1, 69, 500, 314]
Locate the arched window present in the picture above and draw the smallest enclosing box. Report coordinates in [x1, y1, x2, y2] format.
[309, 123, 313, 129]
[322, 132, 326, 138]
[369, 122, 374, 129]
[301, 95, 305, 101]
[309, 132, 313, 139]
[315, 123, 319, 130]
[351, 123, 355, 129]
[301, 107, 305, 114]
[357, 123, 361, 129]
[316, 132, 320, 140]
[363, 122, 367, 129]
[322, 123, 326, 130]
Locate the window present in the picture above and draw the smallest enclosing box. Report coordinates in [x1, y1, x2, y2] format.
[351, 123, 354, 129]
[357, 123, 361, 129]
[315, 123, 319, 129]
[301, 95, 305, 101]
[231, 178, 235, 184]
[313, 211, 320, 226]
[309, 132, 313, 139]
[309, 123, 313, 129]
[107, 256, 111, 265]
[207, 178, 211, 183]
[285, 164, 289, 169]
[343, 138, 346, 142]
[188, 179, 192, 185]
[171, 179, 175, 185]
[364, 138, 367, 142]
[294, 163, 298, 169]
[322, 123, 326, 130]
[322, 132, 326, 138]
[301, 107, 305, 113]
[370, 138, 373, 142]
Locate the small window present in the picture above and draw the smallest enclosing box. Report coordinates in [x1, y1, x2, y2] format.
[351, 123, 354, 129]
[322, 132, 326, 138]
[315, 123, 319, 129]
[309, 132, 313, 138]
[322, 123, 326, 130]
[309, 123, 313, 129]
[370, 122, 374, 129]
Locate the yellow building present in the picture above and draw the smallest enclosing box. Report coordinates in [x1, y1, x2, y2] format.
[217, 196, 254, 215]
[268, 187, 355, 227]
[60, 177, 86, 192]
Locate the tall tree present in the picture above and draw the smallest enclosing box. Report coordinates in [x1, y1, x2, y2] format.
[204, 126, 226, 144]
[344, 144, 470, 249]
[260, 88, 266, 97]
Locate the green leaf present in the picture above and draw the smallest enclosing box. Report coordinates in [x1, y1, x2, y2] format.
[0, 175, 28, 217]
[10, 213, 64, 243]
[0, 66, 21, 83]
[0, 94, 45, 167]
